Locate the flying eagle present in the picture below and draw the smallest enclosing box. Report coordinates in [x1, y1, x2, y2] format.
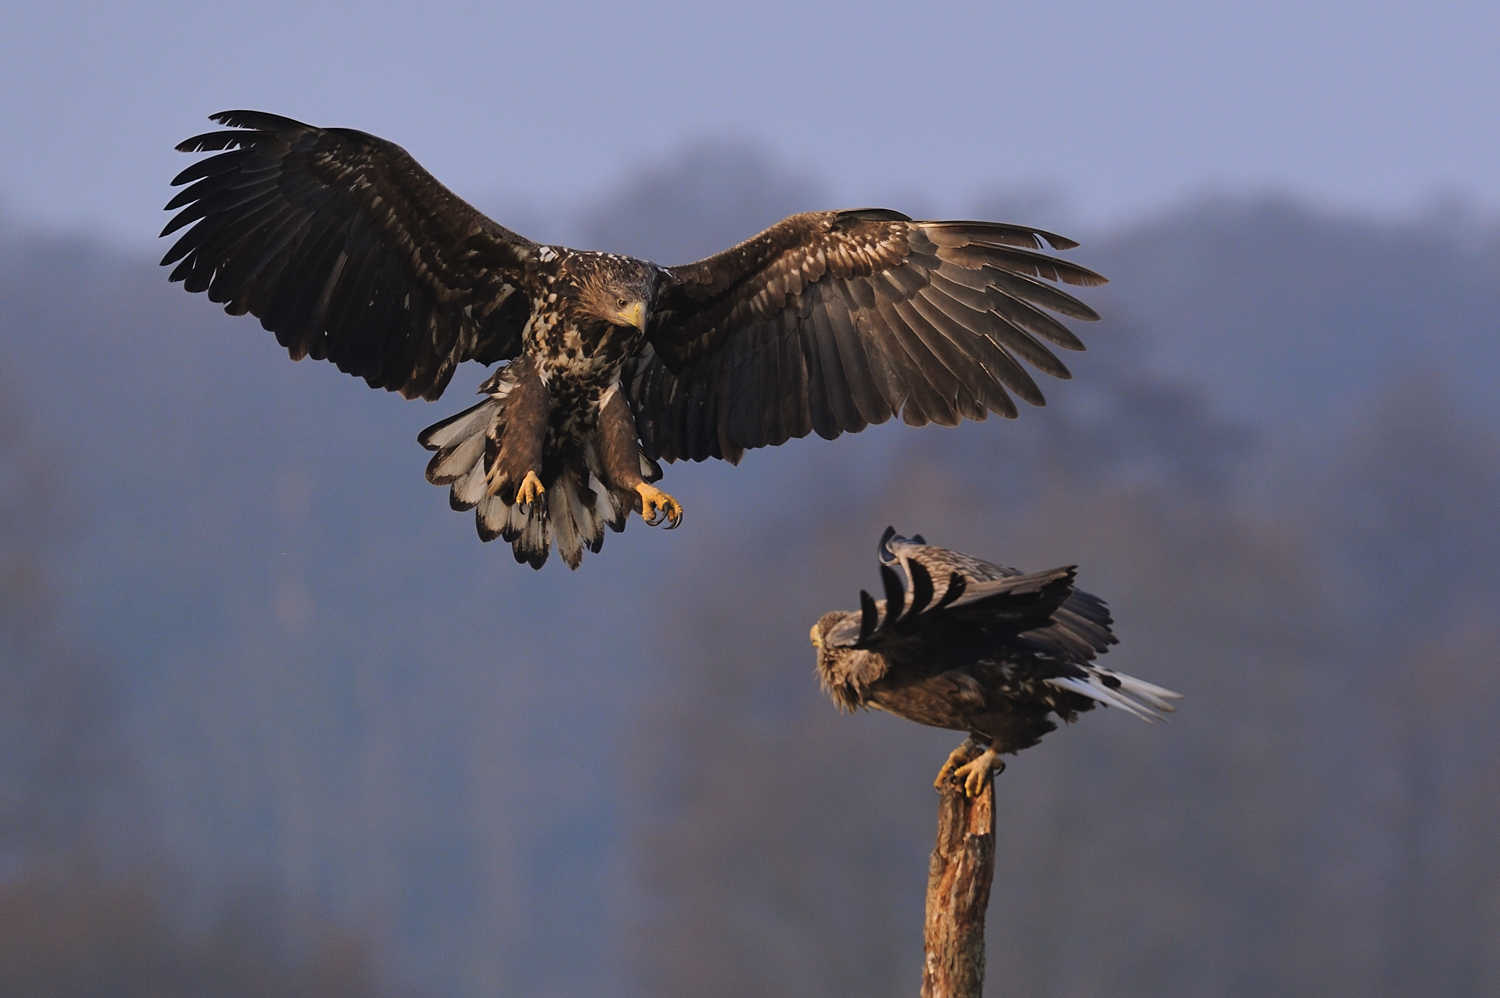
[811, 529, 1180, 794]
[162, 112, 1106, 568]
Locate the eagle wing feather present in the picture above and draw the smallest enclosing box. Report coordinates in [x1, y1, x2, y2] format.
[162, 110, 538, 400]
[825, 531, 1116, 665]
[631, 209, 1105, 462]
[880, 531, 1117, 661]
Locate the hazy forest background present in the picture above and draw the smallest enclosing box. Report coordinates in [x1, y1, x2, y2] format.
[2, 142, 1499, 998]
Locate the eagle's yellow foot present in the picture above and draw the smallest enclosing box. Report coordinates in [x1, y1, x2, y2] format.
[515, 470, 545, 508]
[635, 483, 682, 528]
[934, 737, 982, 790]
[951, 747, 1005, 797]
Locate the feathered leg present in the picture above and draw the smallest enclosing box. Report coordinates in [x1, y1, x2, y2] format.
[487, 358, 551, 505]
[597, 386, 681, 527]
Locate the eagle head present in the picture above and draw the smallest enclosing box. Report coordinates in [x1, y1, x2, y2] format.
[565, 254, 659, 332]
[810, 613, 838, 654]
[811, 612, 867, 713]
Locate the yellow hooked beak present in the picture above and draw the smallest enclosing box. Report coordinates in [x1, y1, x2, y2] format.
[809, 624, 822, 648]
[616, 300, 647, 331]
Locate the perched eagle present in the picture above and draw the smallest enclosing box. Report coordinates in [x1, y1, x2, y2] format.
[162, 111, 1106, 568]
[811, 529, 1180, 795]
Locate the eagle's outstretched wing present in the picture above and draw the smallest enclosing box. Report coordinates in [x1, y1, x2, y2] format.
[162, 111, 538, 400]
[628, 209, 1106, 463]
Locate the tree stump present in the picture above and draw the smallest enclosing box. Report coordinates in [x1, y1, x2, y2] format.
[921, 774, 996, 998]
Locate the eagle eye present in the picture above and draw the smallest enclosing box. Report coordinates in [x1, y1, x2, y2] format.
[617, 297, 628, 308]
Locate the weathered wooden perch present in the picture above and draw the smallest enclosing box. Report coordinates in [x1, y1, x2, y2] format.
[921, 774, 997, 998]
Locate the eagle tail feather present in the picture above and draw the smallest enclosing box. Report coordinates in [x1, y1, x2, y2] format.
[417, 371, 637, 570]
[1103, 670, 1183, 713]
[640, 451, 663, 484]
[419, 396, 499, 459]
[546, 464, 605, 571]
[449, 458, 492, 510]
[549, 486, 581, 570]
[582, 437, 636, 532]
[476, 495, 509, 542]
[595, 474, 631, 534]
[482, 460, 611, 571]
[1045, 668, 1181, 721]
[502, 497, 551, 569]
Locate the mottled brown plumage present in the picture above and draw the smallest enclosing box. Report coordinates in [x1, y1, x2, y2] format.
[811, 530, 1181, 794]
[164, 111, 1107, 568]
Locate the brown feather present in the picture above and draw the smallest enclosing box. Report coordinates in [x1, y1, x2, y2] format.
[492, 358, 550, 501]
[163, 110, 537, 401]
[635, 210, 1103, 463]
[597, 388, 647, 491]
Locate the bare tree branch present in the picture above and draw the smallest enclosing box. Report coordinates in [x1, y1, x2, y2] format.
[922, 776, 996, 998]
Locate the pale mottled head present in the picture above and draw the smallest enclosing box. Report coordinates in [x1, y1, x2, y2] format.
[811, 612, 865, 712]
[561, 252, 659, 331]
[810, 612, 845, 652]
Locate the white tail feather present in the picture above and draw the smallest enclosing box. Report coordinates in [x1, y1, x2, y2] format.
[594, 474, 629, 531]
[1105, 671, 1183, 712]
[502, 497, 528, 535]
[419, 396, 499, 452]
[521, 505, 549, 556]
[428, 430, 486, 484]
[477, 495, 506, 536]
[1046, 672, 1173, 722]
[548, 487, 580, 569]
[450, 458, 492, 509]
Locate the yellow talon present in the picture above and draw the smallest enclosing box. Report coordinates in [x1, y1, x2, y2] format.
[934, 738, 981, 790]
[951, 747, 1005, 797]
[516, 470, 545, 507]
[635, 483, 683, 528]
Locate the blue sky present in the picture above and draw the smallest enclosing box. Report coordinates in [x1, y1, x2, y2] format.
[6, 0, 1499, 249]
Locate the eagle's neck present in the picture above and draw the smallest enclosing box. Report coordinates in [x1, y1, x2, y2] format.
[818, 649, 872, 713]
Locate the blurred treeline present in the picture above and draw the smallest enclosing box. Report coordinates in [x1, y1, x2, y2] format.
[0, 143, 1497, 997]
[0, 329, 395, 994]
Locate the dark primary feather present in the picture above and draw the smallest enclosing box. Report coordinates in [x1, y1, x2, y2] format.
[828, 528, 1115, 661]
[830, 563, 1080, 654]
[876, 528, 1115, 662]
[629, 210, 1106, 464]
[162, 110, 537, 400]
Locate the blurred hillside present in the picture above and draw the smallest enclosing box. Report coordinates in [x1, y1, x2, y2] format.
[0, 144, 1497, 998]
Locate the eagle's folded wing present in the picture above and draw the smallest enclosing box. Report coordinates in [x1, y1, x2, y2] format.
[882, 531, 1116, 660]
[163, 110, 537, 400]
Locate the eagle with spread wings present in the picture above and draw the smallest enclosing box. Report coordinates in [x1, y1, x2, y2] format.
[163, 112, 1106, 568]
[811, 530, 1180, 794]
